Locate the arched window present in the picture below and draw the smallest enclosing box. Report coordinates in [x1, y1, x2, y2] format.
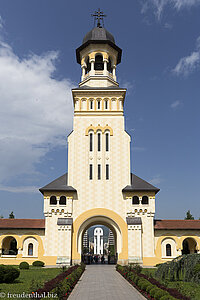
[97, 133, 101, 151]
[106, 164, 109, 180]
[105, 100, 108, 110]
[28, 243, 33, 256]
[98, 164, 101, 180]
[166, 244, 172, 256]
[94, 55, 103, 70]
[142, 196, 149, 205]
[89, 164, 93, 180]
[132, 196, 139, 205]
[89, 133, 93, 151]
[50, 196, 57, 205]
[90, 100, 93, 109]
[85, 56, 91, 74]
[97, 100, 101, 109]
[105, 133, 109, 151]
[59, 196, 66, 205]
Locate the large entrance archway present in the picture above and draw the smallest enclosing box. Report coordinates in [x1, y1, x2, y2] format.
[81, 224, 117, 264]
[72, 208, 128, 265]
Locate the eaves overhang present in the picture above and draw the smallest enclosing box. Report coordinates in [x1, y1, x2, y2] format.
[76, 40, 122, 65]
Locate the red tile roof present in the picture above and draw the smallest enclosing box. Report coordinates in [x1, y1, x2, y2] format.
[154, 220, 200, 230]
[0, 219, 45, 229]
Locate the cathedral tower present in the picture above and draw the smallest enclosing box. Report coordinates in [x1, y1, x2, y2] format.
[40, 11, 159, 266]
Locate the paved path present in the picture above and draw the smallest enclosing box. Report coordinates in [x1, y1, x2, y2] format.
[68, 265, 146, 300]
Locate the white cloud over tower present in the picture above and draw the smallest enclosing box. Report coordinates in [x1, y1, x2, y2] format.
[0, 21, 74, 185]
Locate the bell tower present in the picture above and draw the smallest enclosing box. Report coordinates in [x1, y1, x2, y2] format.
[40, 10, 159, 266]
[76, 9, 122, 88]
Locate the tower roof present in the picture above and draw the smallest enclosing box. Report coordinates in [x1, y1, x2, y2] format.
[76, 27, 122, 65]
[122, 173, 160, 194]
[82, 27, 115, 44]
[39, 173, 76, 194]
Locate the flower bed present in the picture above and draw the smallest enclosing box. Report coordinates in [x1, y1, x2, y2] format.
[116, 265, 190, 300]
[35, 263, 85, 299]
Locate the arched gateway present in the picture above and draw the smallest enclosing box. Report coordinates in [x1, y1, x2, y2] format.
[72, 208, 128, 264]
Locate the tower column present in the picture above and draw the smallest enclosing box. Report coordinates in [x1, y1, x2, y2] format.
[90, 58, 95, 75]
[112, 65, 116, 80]
[103, 59, 108, 76]
[81, 65, 86, 81]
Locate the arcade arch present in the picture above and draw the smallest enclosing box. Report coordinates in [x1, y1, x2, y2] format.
[2, 236, 18, 255]
[182, 237, 198, 254]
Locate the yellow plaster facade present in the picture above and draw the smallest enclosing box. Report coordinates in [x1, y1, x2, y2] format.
[1, 24, 200, 267]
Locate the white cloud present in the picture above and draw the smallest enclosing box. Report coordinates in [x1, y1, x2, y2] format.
[173, 0, 200, 10]
[118, 79, 134, 95]
[172, 36, 200, 76]
[0, 185, 38, 193]
[0, 25, 74, 186]
[149, 175, 161, 185]
[170, 100, 181, 108]
[141, 0, 200, 20]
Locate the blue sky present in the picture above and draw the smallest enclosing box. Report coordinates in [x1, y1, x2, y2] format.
[0, 0, 199, 219]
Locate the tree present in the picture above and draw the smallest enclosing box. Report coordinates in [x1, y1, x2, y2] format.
[0, 215, 3, 218]
[82, 247, 89, 254]
[9, 211, 15, 219]
[108, 245, 115, 256]
[185, 210, 194, 220]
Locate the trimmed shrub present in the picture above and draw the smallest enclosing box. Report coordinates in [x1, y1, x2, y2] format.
[19, 262, 29, 269]
[117, 264, 190, 300]
[134, 275, 140, 284]
[129, 263, 142, 274]
[46, 264, 85, 299]
[146, 284, 155, 293]
[0, 265, 4, 282]
[32, 260, 45, 267]
[36, 264, 84, 296]
[137, 278, 149, 290]
[140, 281, 150, 291]
[156, 254, 200, 283]
[149, 287, 160, 297]
[160, 296, 176, 300]
[0, 265, 20, 283]
[154, 289, 169, 300]
[194, 263, 200, 274]
[129, 274, 135, 281]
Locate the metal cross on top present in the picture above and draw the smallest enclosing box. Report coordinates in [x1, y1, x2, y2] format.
[91, 8, 107, 28]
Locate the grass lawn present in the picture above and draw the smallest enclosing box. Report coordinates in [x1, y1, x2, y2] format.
[142, 268, 200, 300]
[0, 266, 62, 298]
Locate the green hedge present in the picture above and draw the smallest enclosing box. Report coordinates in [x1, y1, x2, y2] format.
[19, 262, 29, 269]
[154, 289, 169, 299]
[160, 296, 177, 300]
[149, 287, 160, 297]
[156, 253, 200, 283]
[146, 284, 155, 293]
[32, 260, 45, 267]
[51, 265, 85, 298]
[116, 264, 188, 300]
[0, 265, 20, 283]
